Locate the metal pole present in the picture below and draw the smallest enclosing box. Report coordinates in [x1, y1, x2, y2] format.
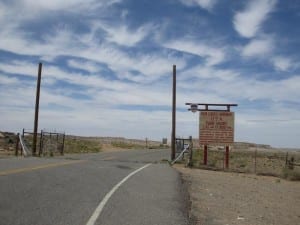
[32, 62, 42, 156]
[171, 65, 176, 160]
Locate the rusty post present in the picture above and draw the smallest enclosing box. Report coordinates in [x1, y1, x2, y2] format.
[171, 65, 176, 160]
[225, 146, 229, 169]
[15, 133, 19, 156]
[32, 62, 42, 156]
[61, 133, 65, 155]
[204, 145, 208, 165]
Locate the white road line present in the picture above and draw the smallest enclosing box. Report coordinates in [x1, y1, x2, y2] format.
[85, 163, 152, 225]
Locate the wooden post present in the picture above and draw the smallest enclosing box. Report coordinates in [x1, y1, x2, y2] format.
[225, 146, 229, 169]
[33, 62, 42, 156]
[188, 136, 193, 167]
[15, 133, 20, 156]
[61, 133, 65, 155]
[223, 149, 225, 170]
[204, 145, 208, 165]
[145, 138, 148, 149]
[254, 148, 257, 174]
[38, 130, 43, 156]
[171, 65, 176, 160]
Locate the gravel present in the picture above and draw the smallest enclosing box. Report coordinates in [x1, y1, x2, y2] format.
[175, 165, 300, 225]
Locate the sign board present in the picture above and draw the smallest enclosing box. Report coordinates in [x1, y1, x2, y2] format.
[199, 111, 234, 145]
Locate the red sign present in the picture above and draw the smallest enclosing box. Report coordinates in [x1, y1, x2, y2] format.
[199, 111, 234, 145]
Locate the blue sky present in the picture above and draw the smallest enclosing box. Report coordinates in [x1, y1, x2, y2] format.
[0, 0, 300, 147]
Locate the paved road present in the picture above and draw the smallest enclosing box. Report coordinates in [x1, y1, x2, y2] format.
[0, 149, 189, 225]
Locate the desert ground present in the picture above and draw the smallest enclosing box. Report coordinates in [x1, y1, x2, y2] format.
[176, 165, 300, 225]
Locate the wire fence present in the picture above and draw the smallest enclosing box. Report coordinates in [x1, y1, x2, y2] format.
[190, 148, 300, 180]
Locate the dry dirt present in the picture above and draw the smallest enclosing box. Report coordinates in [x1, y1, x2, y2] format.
[175, 165, 300, 225]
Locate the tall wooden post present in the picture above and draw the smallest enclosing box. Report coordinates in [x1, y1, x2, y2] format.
[33, 62, 42, 156]
[171, 65, 176, 160]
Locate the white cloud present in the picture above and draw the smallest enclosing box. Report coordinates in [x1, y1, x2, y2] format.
[241, 38, 273, 57]
[21, 0, 121, 12]
[67, 59, 103, 73]
[100, 23, 153, 47]
[179, 0, 218, 11]
[0, 74, 19, 85]
[177, 64, 300, 104]
[0, 0, 299, 147]
[163, 39, 225, 66]
[271, 56, 292, 71]
[0, 60, 38, 77]
[233, 0, 277, 38]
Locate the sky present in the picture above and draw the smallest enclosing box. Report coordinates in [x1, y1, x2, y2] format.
[0, 0, 300, 148]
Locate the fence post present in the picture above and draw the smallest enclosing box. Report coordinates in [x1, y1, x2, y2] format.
[188, 136, 193, 167]
[15, 133, 20, 156]
[285, 152, 288, 167]
[39, 130, 43, 156]
[61, 133, 65, 155]
[254, 148, 257, 174]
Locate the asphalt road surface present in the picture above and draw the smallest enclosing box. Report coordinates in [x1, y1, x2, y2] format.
[0, 149, 189, 225]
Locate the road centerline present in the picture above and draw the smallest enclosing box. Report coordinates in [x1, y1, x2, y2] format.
[85, 163, 152, 225]
[0, 160, 86, 176]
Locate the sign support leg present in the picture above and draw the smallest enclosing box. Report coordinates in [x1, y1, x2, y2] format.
[225, 146, 229, 169]
[204, 145, 208, 165]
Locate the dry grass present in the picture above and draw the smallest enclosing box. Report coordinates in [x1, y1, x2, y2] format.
[190, 148, 300, 180]
[0, 131, 164, 155]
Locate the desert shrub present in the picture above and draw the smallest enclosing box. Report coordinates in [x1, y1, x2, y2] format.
[281, 168, 300, 181]
[111, 141, 147, 149]
[64, 138, 102, 153]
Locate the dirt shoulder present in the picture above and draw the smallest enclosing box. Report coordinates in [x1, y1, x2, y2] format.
[175, 165, 300, 225]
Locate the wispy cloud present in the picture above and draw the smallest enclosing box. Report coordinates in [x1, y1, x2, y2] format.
[0, 0, 299, 147]
[233, 0, 277, 38]
[271, 56, 293, 72]
[0, 74, 19, 85]
[67, 59, 103, 73]
[241, 37, 273, 57]
[163, 39, 225, 66]
[100, 23, 154, 47]
[179, 0, 218, 11]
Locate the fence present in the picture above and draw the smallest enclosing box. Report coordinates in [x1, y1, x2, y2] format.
[15, 129, 65, 156]
[188, 147, 300, 180]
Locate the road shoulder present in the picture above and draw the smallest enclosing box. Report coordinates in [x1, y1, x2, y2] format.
[174, 164, 300, 225]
